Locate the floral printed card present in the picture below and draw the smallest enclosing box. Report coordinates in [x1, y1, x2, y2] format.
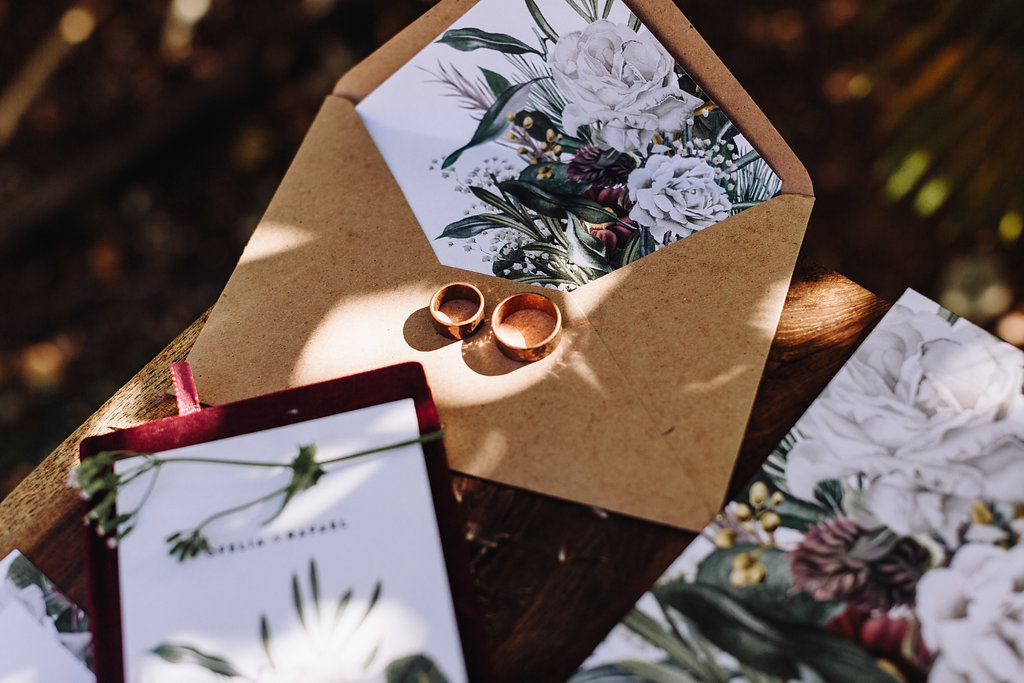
[572, 290, 1024, 682]
[80, 365, 486, 683]
[356, 0, 782, 289]
[0, 550, 94, 682]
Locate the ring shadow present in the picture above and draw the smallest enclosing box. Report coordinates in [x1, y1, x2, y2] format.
[460, 324, 526, 376]
[402, 306, 458, 352]
[401, 307, 526, 376]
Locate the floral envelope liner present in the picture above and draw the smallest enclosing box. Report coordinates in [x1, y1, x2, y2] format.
[573, 290, 1024, 683]
[0, 550, 93, 671]
[355, 0, 782, 289]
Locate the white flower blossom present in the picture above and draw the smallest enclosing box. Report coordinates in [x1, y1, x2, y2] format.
[548, 20, 702, 152]
[626, 155, 732, 241]
[916, 543, 1024, 682]
[784, 303, 1024, 544]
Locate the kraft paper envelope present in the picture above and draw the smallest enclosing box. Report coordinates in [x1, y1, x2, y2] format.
[186, 0, 814, 531]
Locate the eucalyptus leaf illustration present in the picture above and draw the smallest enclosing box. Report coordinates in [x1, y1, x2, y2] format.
[292, 572, 307, 630]
[621, 227, 657, 266]
[309, 560, 321, 613]
[480, 68, 510, 97]
[652, 582, 899, 682]
[439, 214, 522, 239]
[260, 614, 273, 668]
[469, 185, 521, 216]
[442, 79, 541, 168]
[333, 588, 353, 630]
[731, 149, 761, 172]
[497, 179, 613, 224]
[569, 662, 649, 682]
[525, 0, 559, 43]
[771, 497, 832, 532]
[437, 27, 541, 55]
[566, 215, 612, 275]
[692, 545, 843, 626]
[618, 659, 703, 682]
[620, 609, 727, 681]
[357, 580, 383, 629]
[152, 643, 242, 677]
[385, 654, 450, 683]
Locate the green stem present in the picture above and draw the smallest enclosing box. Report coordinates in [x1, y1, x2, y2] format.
[526, 0, 559, 43]
[123, 463, 162, 521]
[117, 459, 160, 488]
[192, 485, 290, 535]
[154, 430, 444, 471]
[622, 608, 717, 680]
[565, 0, 594, 22]
[318, 430, 445, 467]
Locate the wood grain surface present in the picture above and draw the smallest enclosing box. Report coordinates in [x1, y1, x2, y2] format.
[0, 263, 890, 682]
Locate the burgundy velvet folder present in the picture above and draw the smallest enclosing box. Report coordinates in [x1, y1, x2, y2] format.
[80, 362, 490, 682]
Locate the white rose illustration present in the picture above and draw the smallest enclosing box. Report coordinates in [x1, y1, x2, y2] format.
[626, 155, 732, 241]
[916, 543, 1024, 682]
[549, 20, 702, 152]
[784, 303, 1024, 544]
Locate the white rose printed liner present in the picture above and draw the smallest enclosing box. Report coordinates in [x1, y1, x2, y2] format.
[418, 3, 785, 287]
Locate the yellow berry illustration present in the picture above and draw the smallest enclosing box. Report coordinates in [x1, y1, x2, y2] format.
[749, 482, 768, 506]
[714, 528, 737, 548]
[731, 552, 754, 570]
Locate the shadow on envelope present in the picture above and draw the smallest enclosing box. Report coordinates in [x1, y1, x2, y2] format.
[186, 0, 814, 532]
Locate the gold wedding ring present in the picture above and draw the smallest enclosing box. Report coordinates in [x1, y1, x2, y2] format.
[429, 282, 485, 340]
[491, 293, 562, 362]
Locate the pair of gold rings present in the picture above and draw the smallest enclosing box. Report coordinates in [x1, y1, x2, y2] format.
[429, 282, 562, 362]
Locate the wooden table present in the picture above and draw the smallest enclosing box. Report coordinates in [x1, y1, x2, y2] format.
[0, 262, 889, 682]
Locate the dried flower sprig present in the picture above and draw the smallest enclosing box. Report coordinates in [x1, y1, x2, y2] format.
[68, 430, 445, 561]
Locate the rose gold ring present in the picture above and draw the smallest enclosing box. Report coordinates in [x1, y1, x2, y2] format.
[491, 293, 562, 362]
[429, 282, 485, 340]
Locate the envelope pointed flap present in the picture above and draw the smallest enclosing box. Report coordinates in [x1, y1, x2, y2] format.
[187, 96, 444, 404]
[571, 193, 815, 518]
